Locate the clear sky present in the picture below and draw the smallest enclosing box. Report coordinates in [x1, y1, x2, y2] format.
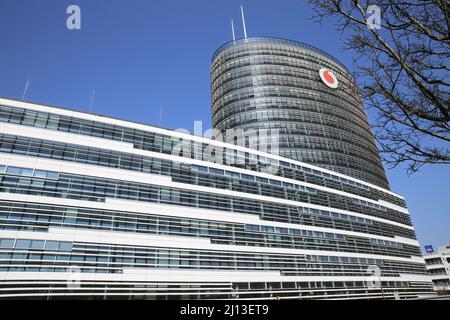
[0, 0, 448, 252]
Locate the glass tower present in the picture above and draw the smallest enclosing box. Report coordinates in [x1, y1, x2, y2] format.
[211, 37, 390, 189]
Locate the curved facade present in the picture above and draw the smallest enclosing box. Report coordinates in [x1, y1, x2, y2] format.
[211, 37, 389, 189]
[0, 97, 433, 299]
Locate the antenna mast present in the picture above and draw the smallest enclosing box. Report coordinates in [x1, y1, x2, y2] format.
[21, 77, 31, 100]
[240, 5, 248, 38]
[231, 19, 236, 41]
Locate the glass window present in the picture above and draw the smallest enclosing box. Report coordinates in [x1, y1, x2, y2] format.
[241, 174, 254, 181]
[191, 165, 207, 172]
[225, 171, 240, 178]
[255, 177, 269, 184]
[277, 227, 288, 234]
[0, 239, 14, 248]
[0, 165, 5, 173]
[45, 241, 60, 250]
[282, 182, 294, 188]
[209, 168, 224, 175]
[245, 224, 259, 231]
[279, 161, 290, 168]
[33, 170, 47, 178]
[305, 187, 316, 193]
[15, 239, 31, 248]
[315, 231, 324, 238]
[30, 240, 44, 249]
[269, 179, 282, 186]
[330, 256, 339, 262]
[21, 168, 33, 176]
[46, 171, 59, 179]
[6, 166, 22, 175]
[59, 242, 72, 251]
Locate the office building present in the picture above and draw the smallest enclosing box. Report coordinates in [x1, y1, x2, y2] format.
[0, 96, 433, 299]
[424, 245, 450, 294]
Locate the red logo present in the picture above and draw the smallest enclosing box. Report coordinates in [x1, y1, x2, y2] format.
[319, 68, 338, 89]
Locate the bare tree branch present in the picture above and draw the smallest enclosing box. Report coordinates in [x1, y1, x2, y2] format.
[306, 0, 450, 173]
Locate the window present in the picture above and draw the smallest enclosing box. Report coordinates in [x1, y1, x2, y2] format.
[15, 239, 32, 248]
[191, 165, 207, 172]
[241, 174, 254, 181]
[30, 240, 44, 249]
[209, 168, 224, 175]
[282, 182, 294, 188]
[225, 171, 240, 178]
[59, 242, 73, 251]
[6, 166, 22, 175]
[45, 241, 60, 250]
[33, 170, 47, 178]
[46, 171, 59, 179]
[245, 224, 259, 231]
[256, 176, 269, 183]
[0, 239, 14, 248]
[269, 179, 282, 186]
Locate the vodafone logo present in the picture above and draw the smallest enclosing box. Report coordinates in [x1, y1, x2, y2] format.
[319, 68, 338, 89]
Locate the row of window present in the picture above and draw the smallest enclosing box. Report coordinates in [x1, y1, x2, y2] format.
[0, 205, 419, 257]
[191, 164, 317, 193]
[0, 239, 72, 251]
[0, 241, 427, 276]
[352, 198, 387, 211]
[0, 165, 58, 180]
[213, 100, 375, 151]
[0, 131, 390, 212]
[244, 224, 345, 240]
[0, 164, 411, 226]
[0, 105, 402, 205]
[368, 238, 402, 248]
[0, 197, 416, 245]
[212, 46, 347, 88]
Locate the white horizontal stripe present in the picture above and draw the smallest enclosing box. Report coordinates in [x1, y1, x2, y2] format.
[0, 122, 406, 211]
[0, 228, 425, 264]
[425, 264, 447, 270]
[424, 253, 441, 259]
[0, 153, 171, 186]
[0, 97, 403, 198]
[0, 122, 134, 150]
[428, 274, 450, 280]
[378, 200, 410, 214]
[0, 270, 432, 284]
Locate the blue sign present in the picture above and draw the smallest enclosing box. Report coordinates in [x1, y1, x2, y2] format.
[425, 245, 434, 253]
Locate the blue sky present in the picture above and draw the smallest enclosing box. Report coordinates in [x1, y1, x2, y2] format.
[0, 0, 448, 251]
